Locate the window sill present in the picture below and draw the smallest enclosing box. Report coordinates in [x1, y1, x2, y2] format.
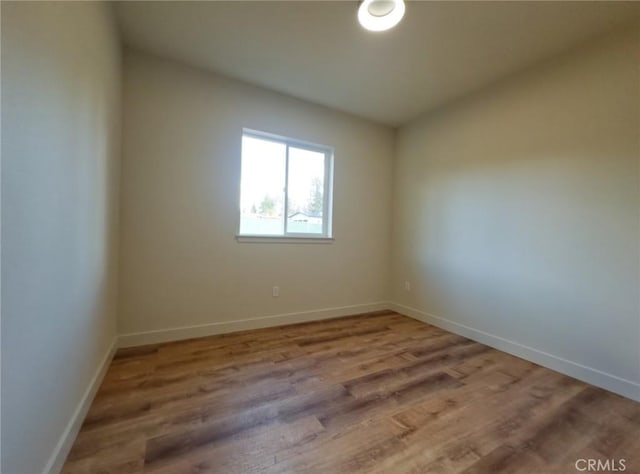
[236, 235, 334, 244]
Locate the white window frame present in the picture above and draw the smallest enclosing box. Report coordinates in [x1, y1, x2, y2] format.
[237, 128, 334, 242]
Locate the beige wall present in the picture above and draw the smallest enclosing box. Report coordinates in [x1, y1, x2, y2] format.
[391, 26, 640, 398]
[1, 2, 121, 473]
[119, 51, 394, 337]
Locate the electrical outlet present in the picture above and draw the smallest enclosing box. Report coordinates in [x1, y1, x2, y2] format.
[272, 286, 279, 297]
[404, 281, 411, 291]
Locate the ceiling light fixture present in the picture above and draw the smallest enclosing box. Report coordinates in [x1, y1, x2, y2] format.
[358, 0, 405, 32]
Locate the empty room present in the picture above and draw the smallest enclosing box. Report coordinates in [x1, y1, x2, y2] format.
[2, 1, 640, 473]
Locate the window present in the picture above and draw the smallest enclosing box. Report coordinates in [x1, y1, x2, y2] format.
[238, 129, 333, 239]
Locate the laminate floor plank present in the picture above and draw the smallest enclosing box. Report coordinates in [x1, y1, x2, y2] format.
[62, 311, 640, 473]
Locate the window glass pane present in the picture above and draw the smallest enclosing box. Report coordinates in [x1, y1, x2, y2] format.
[287, 147, 325, 234]
[239, 136, 286, 235]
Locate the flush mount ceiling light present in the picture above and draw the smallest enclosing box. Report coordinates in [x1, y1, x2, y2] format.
[358, 0, 406, 32]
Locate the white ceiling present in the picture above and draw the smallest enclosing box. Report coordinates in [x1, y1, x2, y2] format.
[116, 1, 640, 126]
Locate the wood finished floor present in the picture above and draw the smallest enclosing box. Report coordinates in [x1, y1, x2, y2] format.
[63, 311, 640, 474]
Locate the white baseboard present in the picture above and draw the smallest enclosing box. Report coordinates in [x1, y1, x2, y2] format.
[389, 302, 640, 403]
[43, 337, 118, 474]
[118, 302, 391, 348]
